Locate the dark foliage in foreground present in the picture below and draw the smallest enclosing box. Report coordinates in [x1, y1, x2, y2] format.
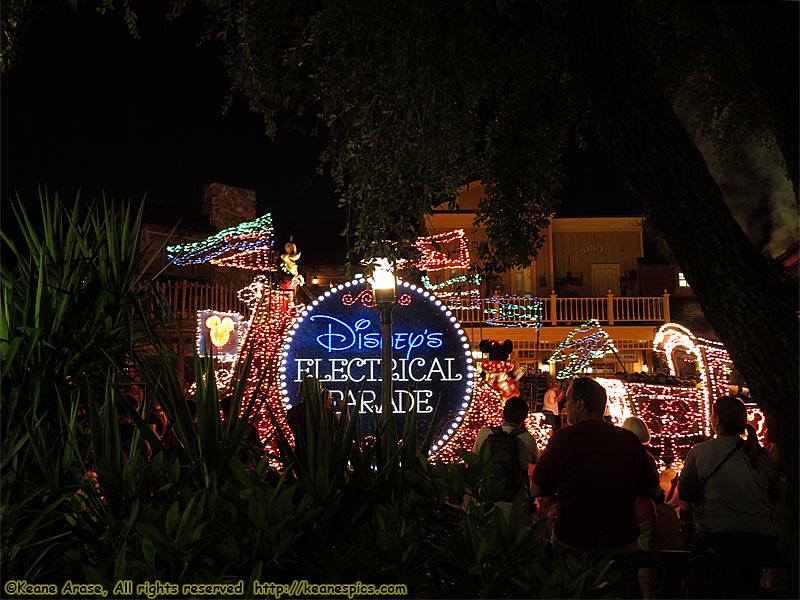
[2, 196, 643, 597]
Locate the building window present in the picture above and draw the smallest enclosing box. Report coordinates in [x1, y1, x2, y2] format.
[514, 267, 532, 295]
[678, 272, 690, 288]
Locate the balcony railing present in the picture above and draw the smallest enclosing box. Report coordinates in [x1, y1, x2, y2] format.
[449, 291, 670, 326]
[152, 280, 250, 321]
[152, 280, 670, 328]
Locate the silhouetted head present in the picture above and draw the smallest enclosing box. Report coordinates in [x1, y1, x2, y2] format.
[622, 416, 651, 445]
[503, 396, 528, 425]
[712, 395, 748, 436]
[565, 377, 607, 423]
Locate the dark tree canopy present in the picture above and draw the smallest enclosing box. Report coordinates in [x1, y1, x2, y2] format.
[4, 0, 798, 593]
[204, 0, 576, 269]
[199, 2, 799, 591]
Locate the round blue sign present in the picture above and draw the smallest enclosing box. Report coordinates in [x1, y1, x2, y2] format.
[280, 279, 474, 453]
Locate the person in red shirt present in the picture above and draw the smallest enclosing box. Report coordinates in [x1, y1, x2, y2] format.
[532, 377, 660, 554]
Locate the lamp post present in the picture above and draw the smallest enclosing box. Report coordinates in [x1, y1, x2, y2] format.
[371, 260, 397, 442]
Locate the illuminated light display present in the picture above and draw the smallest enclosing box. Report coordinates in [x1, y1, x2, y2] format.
[565, 323, 768, 466]
[652, 323, 738, 438]
[745, 404, 767, 441]
[484, 295, 543, 328]
[413, 229, 471, 271]
[616, 380, 707, 463]
[598, 377, 634, 425]
[339, 287, 413, 309]
[237, 275, 270, 311]
[280, 279, 474, 453]
[211, 247, 277, 271]
[231, 289, 297, 456]
[430, 378, 551, 463]
[548, 319, 616, 378]
[420, 274, 482, 310]
[420, 273, 482, 291]
[206, 315, 235, 347]
[176, 221, 766, 468]
[166, 214, 275, 268]
[197, 310, 247, 357]
[435, 289, 482, 310]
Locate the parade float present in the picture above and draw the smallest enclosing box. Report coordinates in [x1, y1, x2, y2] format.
[167, 214, 765, 467]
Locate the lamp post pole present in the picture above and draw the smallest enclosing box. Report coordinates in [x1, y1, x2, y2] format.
[371, 260, 397, 447]
[379, 301, 394, 430]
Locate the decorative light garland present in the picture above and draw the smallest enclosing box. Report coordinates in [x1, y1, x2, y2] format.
[339, 287, 413, 308]
[652, 323, 739, 438]
[413, 229, 470, 271]
[614, 379, 707, 462]
[166, 214, 275, 268]
[237, 275, 270, 312]
[597, 377, 634, 425]
[435, 289, 482, 310]
[420, 273, 482, 291]
[420, 274, 482, 310]
[548, 319, 615, 378]
[484, 295, 543, 328]
[212, 247, 277, 271]
[228, 289, 297, 459]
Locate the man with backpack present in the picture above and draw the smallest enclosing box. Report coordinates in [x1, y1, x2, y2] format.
[473, 396, 540, 518]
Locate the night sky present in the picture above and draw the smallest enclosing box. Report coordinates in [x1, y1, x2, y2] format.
[2, 4, 641, 265]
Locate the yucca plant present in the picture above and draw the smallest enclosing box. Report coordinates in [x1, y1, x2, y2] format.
[0, 191, 162, 580]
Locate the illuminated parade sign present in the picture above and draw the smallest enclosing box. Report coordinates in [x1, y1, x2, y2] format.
[280, 279, 474, 451]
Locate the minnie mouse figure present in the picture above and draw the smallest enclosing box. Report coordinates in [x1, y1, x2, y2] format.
[479, 338, 525, 402]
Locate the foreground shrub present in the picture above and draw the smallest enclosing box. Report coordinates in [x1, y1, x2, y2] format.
[1, 194, 626, 598]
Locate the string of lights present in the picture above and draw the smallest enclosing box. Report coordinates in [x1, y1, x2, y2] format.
[212, 247, 277, 271]
[413, 229, 470, 271]
[434, 289, 482, 310]
[229, 289, 297, 460]
[484, 295, 543, 328]
[237, 275, 270, 312]
[420, 273, 482, 291]
[548, 319, 615, 379]
[166, 214, 275, 267]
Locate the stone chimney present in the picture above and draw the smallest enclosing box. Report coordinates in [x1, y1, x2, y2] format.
[202, 183, 257, 230]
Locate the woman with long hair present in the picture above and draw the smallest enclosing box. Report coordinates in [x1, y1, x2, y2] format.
[678, 395, 779, 598]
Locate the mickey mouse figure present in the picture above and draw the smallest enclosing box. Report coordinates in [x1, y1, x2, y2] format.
[479, 339, 525, 402]
[277, 239, 305, 292]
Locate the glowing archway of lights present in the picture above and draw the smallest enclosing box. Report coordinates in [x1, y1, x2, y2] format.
[653, 322, 746, 440]
[652, 323, 701, 379]
[653, 323, 712, 436]
[595, 377, 634, 424]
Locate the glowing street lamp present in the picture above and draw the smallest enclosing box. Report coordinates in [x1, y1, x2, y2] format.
[370, 259, 397, 441]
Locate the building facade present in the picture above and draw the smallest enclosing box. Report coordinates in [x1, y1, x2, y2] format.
[422, 181, 669, 379]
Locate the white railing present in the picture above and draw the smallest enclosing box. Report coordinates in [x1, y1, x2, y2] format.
[450, 291, 670, 326]
[152, 280, 670, 327]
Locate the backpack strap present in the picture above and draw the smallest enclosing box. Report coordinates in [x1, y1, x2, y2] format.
[493, 425, 523, 437]
[698, 439, 743, 491]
